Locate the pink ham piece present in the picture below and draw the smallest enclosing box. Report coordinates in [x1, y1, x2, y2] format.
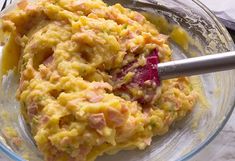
[107, 108, 126, 127]
[27, 101, 38, 119]
[88, 113, 106, 130]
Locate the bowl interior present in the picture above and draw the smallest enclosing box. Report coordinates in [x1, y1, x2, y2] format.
[0, 0, 235, 161]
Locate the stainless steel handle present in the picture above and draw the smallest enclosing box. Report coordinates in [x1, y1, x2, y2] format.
[158, 51, 235, 80]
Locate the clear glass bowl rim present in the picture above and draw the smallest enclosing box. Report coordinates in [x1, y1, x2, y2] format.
[0, 0, 234, 161]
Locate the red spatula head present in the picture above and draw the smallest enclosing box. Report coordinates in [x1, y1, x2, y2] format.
[113, 49, 161, 105]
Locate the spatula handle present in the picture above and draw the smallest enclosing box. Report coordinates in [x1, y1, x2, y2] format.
[158, 51, 235, 80]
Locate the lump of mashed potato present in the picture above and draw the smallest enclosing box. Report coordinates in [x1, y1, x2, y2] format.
[0, 0, 198, 161]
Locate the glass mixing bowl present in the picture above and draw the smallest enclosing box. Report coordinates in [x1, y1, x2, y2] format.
[0, 0, 234, 161]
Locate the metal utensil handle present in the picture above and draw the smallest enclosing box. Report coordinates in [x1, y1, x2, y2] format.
[158, 51, 235, 80]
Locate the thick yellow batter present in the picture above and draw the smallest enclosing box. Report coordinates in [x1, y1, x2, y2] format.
[0, 0, 198, 161]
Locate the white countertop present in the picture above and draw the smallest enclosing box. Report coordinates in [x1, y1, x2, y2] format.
[1, 111, 235, 161]
[190, 111, 235, 161]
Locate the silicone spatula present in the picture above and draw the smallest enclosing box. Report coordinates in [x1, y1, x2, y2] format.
[113, 49, 235, 104]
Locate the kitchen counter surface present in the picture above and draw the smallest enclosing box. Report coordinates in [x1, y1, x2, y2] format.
[190, 111, 235, 161]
